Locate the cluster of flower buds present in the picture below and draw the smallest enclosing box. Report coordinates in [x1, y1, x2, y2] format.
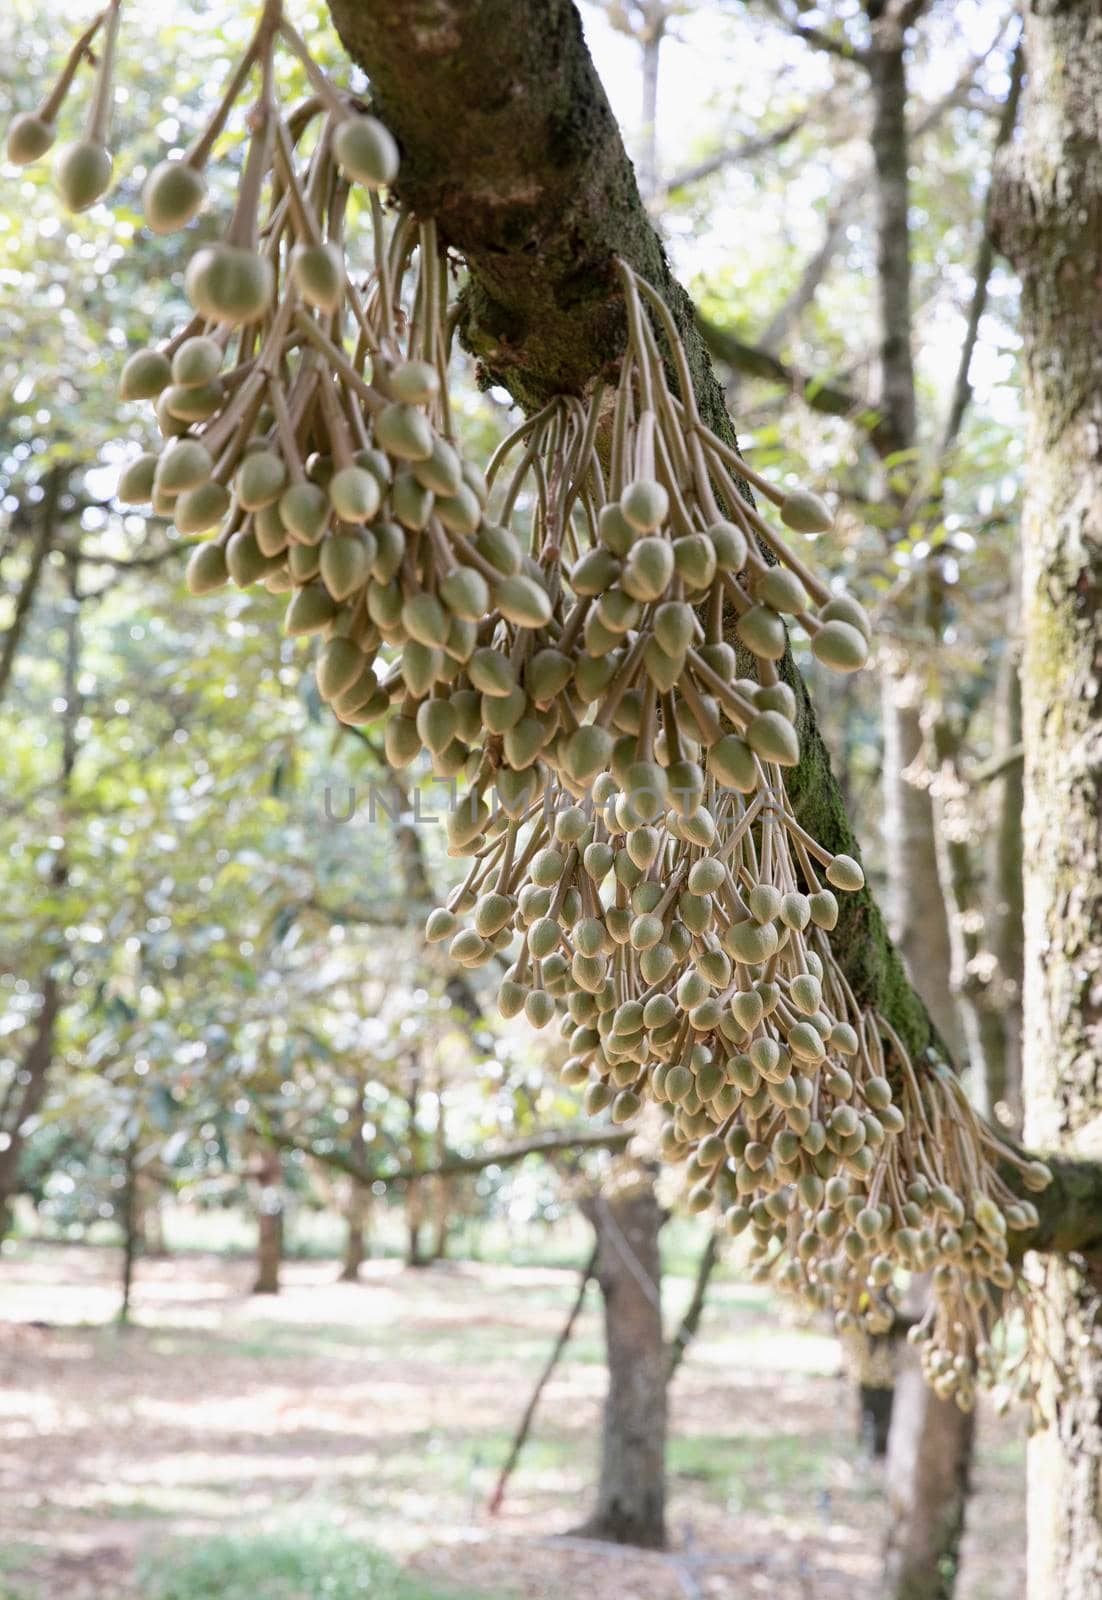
[5, 0, 1052, 1410]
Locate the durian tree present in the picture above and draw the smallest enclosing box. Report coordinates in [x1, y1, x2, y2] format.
[6, 0, 1102, 1589]
[991, 1, 1102, 1590]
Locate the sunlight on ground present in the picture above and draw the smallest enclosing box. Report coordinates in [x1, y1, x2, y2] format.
[0, 1245, 1025, 1600]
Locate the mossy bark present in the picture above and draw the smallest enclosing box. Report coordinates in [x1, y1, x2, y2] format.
[324, 0, 734, 440]
[993, 5, 1102, 1593]
[321, 0, 1102, 1250]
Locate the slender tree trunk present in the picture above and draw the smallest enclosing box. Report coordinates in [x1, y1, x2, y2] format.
[405, 1064, 425, 1268]
[664, 1227, 721, 1381]
[578, 1175, 667, 1549]
[885, 1341, 975, 1600]
[489, 1245, 598, 1517]
[929, 713, 992, 1096]
[118, 1140, 139, 1326]
[134, 1172, 168, 1258]
[842, 1326, 897, 1458]
[882, 681, 961, 1055]
[866, 9, 975, 1589]
[925, 53, 1024, 1133]
[0, 976, 61, 1232]
[636, 3, 666, 202]
[429, 1176, 451, 1262]
[429, 1078, 450, 1262]
[994, 10, 1102, 1592]
[867, 8, 916, 456]
[405, 1181, 424, 1267]
[339, 1102, 369, 1280]
[339, 1186, 368, 1280]
[880, 663, 973, 1547]
[977, 583, 1024, 1131]
[253, 1146, 283, 1295]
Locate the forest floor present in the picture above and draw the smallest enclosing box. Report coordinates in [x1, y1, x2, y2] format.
[0, 1243, 1025, 1600]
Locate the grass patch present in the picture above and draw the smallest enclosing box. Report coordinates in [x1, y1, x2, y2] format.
[138, 1529, 498, 1600]
[669, 1428, 854, 1507]
[0, 1547, 40, 1575]
[0, 1543, 43, 1600]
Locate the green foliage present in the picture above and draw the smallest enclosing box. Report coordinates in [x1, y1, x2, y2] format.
[136, 1530, 493, 1600]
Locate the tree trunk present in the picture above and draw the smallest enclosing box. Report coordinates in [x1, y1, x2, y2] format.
[928, 712, 995, 1104]
[253, 1146, 283, 1295]
[118, 1141, 139, 1326]
[867, 9, 974, 1588]
[841, 1325, 896, 1458]
[578, 1176, 667, 1549]
[429, 1077, 450, 1262]
[977, 580, 1024, 1132]
[0, 551, 79, 1231]
[405, 1064, 426, 1268]
[993, 9, 1102, 1592]
[0, 975, 61, 1231]
[0, 465, 60, 708]
[881, 682, 961, 1056]
[338, 1100, 369, 1280]
[133, 1170, 168, 1257]
[636, 3, 666, 202]
[884, 1337, 975, 1600]
[429, 1176, 451, 1262]
[866, 9, 916, 457]
[405, 1178, 424, 1268]
[339, 1187, 369, 1281]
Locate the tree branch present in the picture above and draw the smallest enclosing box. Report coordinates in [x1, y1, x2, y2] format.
[345, 728, 489, 1016]
[59, 540, 186, 573]
[665, 1226, 722, 1379]
[758, 190, 855, 352]
[655, 114, 805, 200]
[295, 893, 408, 928]
[277, 1125, 633, 1185]
[751, 40, 1011, 354]
[761, 0, 872, 66]
[938, 38, 1024, 457]
[697, 319, 894, 451]
[967, 742, 1023, 788]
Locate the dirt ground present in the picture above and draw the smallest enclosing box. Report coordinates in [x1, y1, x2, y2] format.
[0, 1243, 1026, 1600]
